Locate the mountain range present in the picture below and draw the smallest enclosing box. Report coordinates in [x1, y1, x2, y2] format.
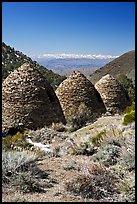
[32, 54, 118, 77]
[89, 50, 135, 85]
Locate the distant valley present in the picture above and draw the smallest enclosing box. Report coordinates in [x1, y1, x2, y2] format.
[32, 54, 118, 77]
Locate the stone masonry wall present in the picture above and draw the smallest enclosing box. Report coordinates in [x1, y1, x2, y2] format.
[95, 74, 131, 114]
[2, 63, 66, 131]
[56, 71, 106, 123]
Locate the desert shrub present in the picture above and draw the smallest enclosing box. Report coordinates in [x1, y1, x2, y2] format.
[123, 111, 135, 125]
[65, 173, 93, 198]
[118, 149, 135, 171]
[12, 197, 28, 202]
[69, 141, 96, 156]
[2, 150, 49, 193]
[12, 171, 44, 193]
[28, 126, 62, 144]
[2, 130, 33, 151]
[91, 144, 121, 166]
[124, 102, 135, 114]
[64, 162, 117, 199]
[118, 176, 135, 202]
[2, 150, 38, 185]
[91, 130, 106, 146]
[110, 163, 135, 202]
[63, 160, 77, 170]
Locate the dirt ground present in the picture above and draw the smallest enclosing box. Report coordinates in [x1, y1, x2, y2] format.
[2, 115, 135, 202]
[2, 155, 96, 202]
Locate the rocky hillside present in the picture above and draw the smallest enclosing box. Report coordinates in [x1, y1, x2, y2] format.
[90, 50, 135, 85]
[2, 112, 135, 202]
[2, 42, 66, 90]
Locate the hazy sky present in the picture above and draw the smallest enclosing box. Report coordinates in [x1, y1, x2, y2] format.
[2, 2, 135, 57]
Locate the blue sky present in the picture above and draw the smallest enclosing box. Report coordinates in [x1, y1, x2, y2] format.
[2, 2, 135, 57]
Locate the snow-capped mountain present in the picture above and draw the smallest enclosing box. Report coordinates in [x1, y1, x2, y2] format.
[32, 54, 119, 76]
[32, 53, 119, 59]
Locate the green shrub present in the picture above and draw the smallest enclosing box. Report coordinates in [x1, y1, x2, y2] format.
[91, 130, 106, 146]
[122, 110, 135, 126]
[124, 102, 135, 114]
[2, 130, 33, 151]
[63, 160, 77, 170]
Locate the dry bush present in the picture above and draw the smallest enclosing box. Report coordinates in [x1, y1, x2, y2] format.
[11, 171, 45, 193]
[2, 150, 49, 193]
[65, 173, 93, 198]
[91, 144, 121, 166]
[64, 161, 118, 199]
[2, 150, 38, 184]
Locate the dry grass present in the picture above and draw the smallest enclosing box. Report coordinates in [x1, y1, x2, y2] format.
[64, 161, 118, 199]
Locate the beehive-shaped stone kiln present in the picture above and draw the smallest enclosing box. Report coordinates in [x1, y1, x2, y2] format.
[55, 71, 106, 122]
[95, 74, 131, 114]
[2, 63, 66, 131]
